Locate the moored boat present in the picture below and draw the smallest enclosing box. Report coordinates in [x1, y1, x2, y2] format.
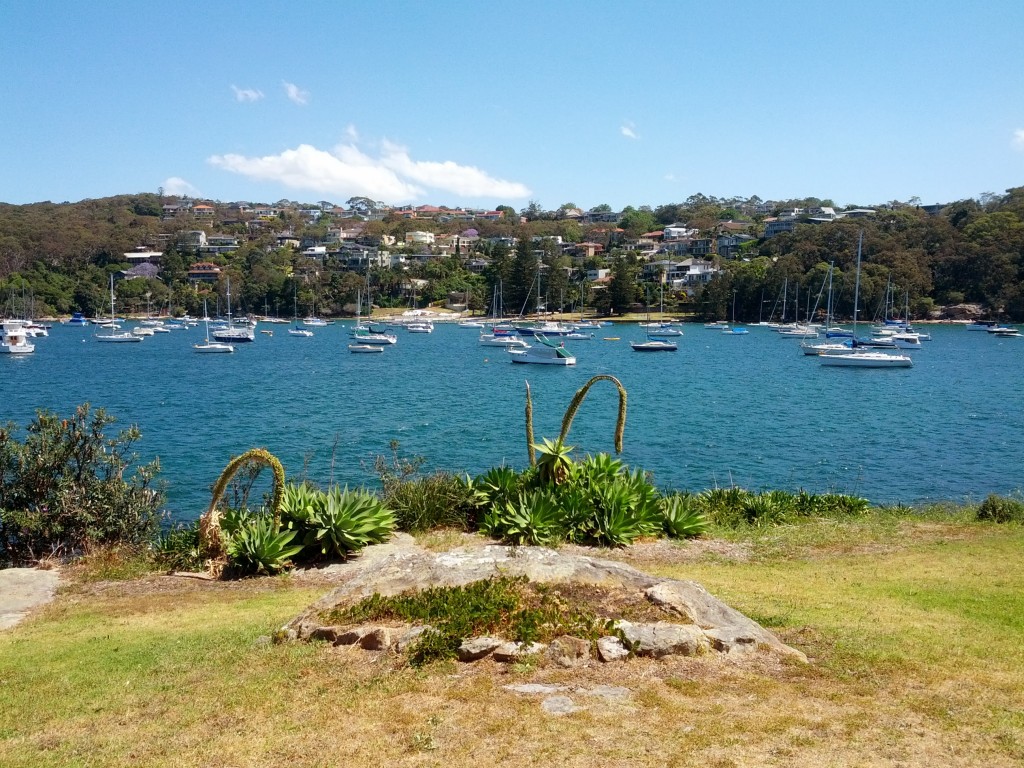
[1, 321, 35, 354]
[508, 340, 576, 365]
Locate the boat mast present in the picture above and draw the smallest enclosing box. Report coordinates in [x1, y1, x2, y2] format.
[852, 232, 863, 339]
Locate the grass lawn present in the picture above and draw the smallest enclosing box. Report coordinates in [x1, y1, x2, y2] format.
[1, 518, 1022, 767]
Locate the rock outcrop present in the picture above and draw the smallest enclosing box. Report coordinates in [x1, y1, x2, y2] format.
[284, 534, 806, 664]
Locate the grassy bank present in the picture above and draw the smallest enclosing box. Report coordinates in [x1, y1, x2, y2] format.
[1, 516, 1022, 767]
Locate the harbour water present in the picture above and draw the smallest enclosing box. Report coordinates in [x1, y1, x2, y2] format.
[2, 321, 1021, 520]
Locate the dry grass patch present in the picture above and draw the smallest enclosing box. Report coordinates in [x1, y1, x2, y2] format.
[1, 521, 1022, 767]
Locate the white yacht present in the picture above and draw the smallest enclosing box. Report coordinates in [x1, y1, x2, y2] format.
[1, 321, 35, 354]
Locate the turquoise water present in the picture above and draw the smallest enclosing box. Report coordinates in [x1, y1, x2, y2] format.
[2, 322, 1021, 519]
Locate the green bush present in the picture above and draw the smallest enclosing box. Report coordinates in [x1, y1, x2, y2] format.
[153, 521, 203, 571]
[976, 494, 1024, 523]
[375, 441, 475, 531]
[471, 451, 667, 548]
[0, 404, 163, 566]
[385, 471, 476, 532]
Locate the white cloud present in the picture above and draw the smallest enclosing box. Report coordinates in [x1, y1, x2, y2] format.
[231, 85, 264, 103]
[162, 177, 200, 197]
[283, 81, 310, 105]
[1013, 129, 1024, 151]
[208, 139, 531, 202]
[664, 172, 676, 181]
[377, 138, 531, 198]
[345, 123, 359, 141]
[621, 121, 638, 140]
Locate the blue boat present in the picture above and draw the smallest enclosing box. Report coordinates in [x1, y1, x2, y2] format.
[68, 312, 88, 326]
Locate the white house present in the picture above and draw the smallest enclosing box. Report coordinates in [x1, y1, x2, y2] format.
[405, 231, 435, 245]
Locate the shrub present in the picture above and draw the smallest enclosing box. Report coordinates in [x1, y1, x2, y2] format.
[0, 404, 163, 566]
[976, 494, 1024, 523]
[153, 521, 203, 571]
[277, 483, 395, 561]
[375, 441, 475, 531]
[385, 471, 476, 532]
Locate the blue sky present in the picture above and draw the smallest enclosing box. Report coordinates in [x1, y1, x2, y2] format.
[2, 1, 1023, 210]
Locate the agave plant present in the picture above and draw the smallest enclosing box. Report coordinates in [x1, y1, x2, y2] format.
[278, 482, 323, 530]
[533, 438, 575, 487]
[554, 483, 597, 544]
[575, 453, 625, 488]
[226, 516, 304, 575]
[660, 493, 708, 539]
[471, 465, 523, 510]
[306, 486, 396, 559]
[219, 505, 261, 537]
[480, 490, 563, 546]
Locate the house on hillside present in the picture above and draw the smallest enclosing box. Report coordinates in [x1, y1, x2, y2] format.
[187, 262, 222, 283]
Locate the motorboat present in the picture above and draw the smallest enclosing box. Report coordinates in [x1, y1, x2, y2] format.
[288, 327, 314, 337]
[507, 341, 576, 365]
[348, 343, 384, 353]
[1, 321, 35, 354]
[68, 312, 88, 326]
[480, 332, 528, 348]
[991, 327, 1021, 338]
[131, 326, 155, 337]
[302, 316, 330, 327]
[406, 321, 434, 333]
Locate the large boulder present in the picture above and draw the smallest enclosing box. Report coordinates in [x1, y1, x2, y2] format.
[286, 534, 806, 663]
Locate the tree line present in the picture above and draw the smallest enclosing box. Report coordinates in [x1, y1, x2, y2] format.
[0, 188, 1022, 320]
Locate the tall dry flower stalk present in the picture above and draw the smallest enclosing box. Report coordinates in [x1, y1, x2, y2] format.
[558, 374, 627, 453]
[198, 447, 286, 568]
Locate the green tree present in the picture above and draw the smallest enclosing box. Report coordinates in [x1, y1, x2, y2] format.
[607, 255, 638, 314]
[507, 238, 539, 315]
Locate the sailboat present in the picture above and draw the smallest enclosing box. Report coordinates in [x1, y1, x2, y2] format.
[194, 300, 235, 353]
[631, 288, 678, 352]
[96, 276, 142, 343]
[289, 285, 313, 337]
[801, 263, 853, 355]
[211, 277, 256, 343]
[480, 281, 528, 347]
[350, 289, 396, 345]
[820, 233, 912, 368]
[722, 290, 748, 335]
